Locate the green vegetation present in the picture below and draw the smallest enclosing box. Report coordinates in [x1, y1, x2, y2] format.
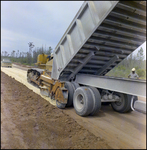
[106, 47, 146, 80]
[1, 43, 52, 66]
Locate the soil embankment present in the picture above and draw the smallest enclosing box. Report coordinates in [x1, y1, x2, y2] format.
[1, 71, 110, 149]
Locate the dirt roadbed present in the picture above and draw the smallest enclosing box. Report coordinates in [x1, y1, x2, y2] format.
[1, 71, 111, 149]
[1, 65, 146, 149]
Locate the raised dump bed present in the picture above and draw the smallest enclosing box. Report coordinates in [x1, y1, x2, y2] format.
[51, 1, 146, 81]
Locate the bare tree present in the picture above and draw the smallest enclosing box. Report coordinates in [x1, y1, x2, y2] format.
[12, 50, 15, 57]
[136, 47, 144, 68]
[19, 52, 22, 58]
[28, 42, 35, 54]
[16, 50, 19, 58]
[4, 51, 8, 57]
[47, 46, 52, 55]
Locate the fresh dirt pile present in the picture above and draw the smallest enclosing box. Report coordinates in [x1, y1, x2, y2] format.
[1, 71, 111, 149]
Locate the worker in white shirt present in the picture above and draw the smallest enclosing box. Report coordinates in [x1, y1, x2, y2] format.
[128, 68, 139, 110]
[128, 68, 139, 79]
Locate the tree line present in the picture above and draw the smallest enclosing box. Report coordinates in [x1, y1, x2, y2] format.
[1, 42, 53, 66]
[1, 45, 146, 79]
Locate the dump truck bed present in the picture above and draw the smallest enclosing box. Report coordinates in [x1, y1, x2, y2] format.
[51, 1, 146, 81]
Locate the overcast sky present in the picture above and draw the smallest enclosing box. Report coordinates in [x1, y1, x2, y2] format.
[1, 1, 84, 54]
[1, 1, 146, 58]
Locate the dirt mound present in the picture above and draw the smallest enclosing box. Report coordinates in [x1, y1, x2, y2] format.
[1, 71, 111, 149]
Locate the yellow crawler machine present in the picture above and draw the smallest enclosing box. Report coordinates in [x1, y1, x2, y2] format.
[35, 53, 49, 69]
[27, 53, 69, 108]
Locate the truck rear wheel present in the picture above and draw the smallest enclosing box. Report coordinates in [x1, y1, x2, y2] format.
[64, 82, 74, 107]
[71, 82, 80, 90]
[88, 86, 101, 116]
[73, 87, 93, 116]
[111, 92, 133, 113]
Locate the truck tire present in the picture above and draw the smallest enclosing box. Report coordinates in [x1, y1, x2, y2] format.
[56, 100, 66, 109]
[111, 92, 133, 113]
[73, 86, 93, 116]
[65, 82, 74, 107]
[71, 82, 80, 91]
[88, 86, 101, 116]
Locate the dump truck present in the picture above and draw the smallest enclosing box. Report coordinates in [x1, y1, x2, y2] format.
[27, 1, 146, 116]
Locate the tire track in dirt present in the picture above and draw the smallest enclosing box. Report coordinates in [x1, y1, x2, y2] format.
[64, 107, 146, 149]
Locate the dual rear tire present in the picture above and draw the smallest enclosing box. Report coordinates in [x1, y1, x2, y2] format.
[73, 86, 101, 116]
[73, 87, 135, 116]
[58, 82, 135, 116]
[57, 82, 101, 117]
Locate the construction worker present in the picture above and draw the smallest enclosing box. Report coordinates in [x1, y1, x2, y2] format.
[128, 68, 139, 79]
[128, 68, 139, 108]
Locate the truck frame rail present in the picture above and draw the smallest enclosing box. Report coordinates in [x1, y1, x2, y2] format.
[75, 74, 146, 98]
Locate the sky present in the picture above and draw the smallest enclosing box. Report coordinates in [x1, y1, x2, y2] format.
[1, 1, 146, 59]
[1, 1, 84, 55]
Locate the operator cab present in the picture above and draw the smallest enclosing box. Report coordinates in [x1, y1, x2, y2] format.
[47, 53, 54, 61]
